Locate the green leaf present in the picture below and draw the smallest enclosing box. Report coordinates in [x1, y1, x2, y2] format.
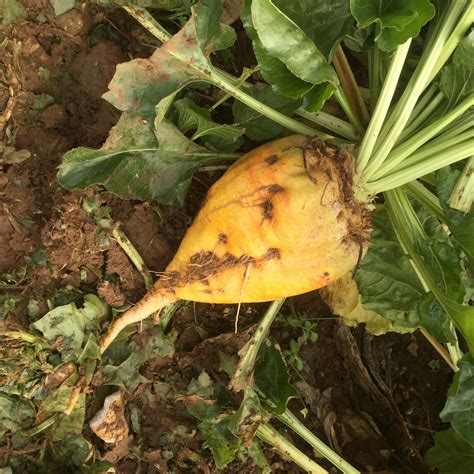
[426, 428, 474, 474]
[303, 81, 337, 112]
[418, 294, 454, 344]
[194, 0, 236, 52]
[355, 209, 424, 327]
[101, 325, 174, 392]
[58, 114, 234, 206]
[0, 0, 27, 25]
[243, 4, 335, 109]
[32, 295, 109, 362]
[254, 337, 298, 414]
[232, 83, 301, 140]
[173, 97, 244, 151]
[414, 209, 466, 302]
[350, 0, 435, 51]
[453, 31, 474, 68]
[436, 166, 474, 262]
[440, 360, 474, 447]
[252, 0, 338, 85]
[438, 64, 474, 112]
[0, 394, 35, 436]
[273, 0, 354, 59]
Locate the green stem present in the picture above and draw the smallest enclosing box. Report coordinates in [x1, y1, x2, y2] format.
[366, 1, 467, 176]
[334, 87, 365, 136]
[230, 298, 286, 392]
[426, 2, 474, 85]
[405, 84, 438, 127]
[210, 69, 327, 138]
[380, 130, 473, 176]
[356, 40, 412, 174]
[368, 39, 382, 108]
[278, 409, 360, 474]
[404, 181, 446, 224]
[396, 91, 445, 144]
[367, 140, 473, 194]
[112, 227, 153, 290]
[209, 66, 258, 112]
[296, 109, 359, 141]
[256, 423, 328, 474]
[448, 156, 474, 212]
[368, 97, 474, 180]
[123, 5, 172, 43]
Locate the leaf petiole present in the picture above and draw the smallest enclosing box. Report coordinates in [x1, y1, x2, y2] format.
[278, 409, 360, 474]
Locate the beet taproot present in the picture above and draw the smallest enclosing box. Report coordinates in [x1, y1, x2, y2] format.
[100, 136, 371, 352]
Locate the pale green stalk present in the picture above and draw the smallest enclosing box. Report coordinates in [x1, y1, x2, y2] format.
[334, 87, 366, 136]
[378, 130, 473, 174]
[278, 409, 360, 474]
[256, 423, 328, 474]
[366, 140, 473, 193]
[405, 84, 438, 127]
[448, 156, 474, 212]
[369, 97, 474, 180]
[296, 109, 358, 141]
[426, 1, 474, 85]
[356, 40, 412, 174]
[209, 66, 258, 112]
[230, 298, 286, 391]
[404, 181, 446, 224]
[368, 29, 382, 107]
[396, 91, 445, 144]
[364, 1, 467, 177]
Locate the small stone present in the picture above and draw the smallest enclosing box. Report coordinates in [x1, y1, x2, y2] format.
[90, 391, 128, 444]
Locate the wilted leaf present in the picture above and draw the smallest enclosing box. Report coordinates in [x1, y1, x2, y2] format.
[32, 295, 109, 362]
[101, 325, 174, 392]
[49, 434, 93, 468]
[440, 360, 474, 447]
[49, 0, 75, 16]
[321, 273, 415, 335]
[0, 0, 27, 25]
[0, 394, 35, 436]
[103, 1, 234, 120]
[59, 114, 236, 206]
[254, 338, 298, 414]
[0, 146, 31, 165]
[350, 0, 435, 51]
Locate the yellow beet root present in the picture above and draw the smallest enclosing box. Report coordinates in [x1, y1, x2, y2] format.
[100, 136, 371, 352]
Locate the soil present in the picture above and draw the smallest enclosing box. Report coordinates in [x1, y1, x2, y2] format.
[0, 3, 453, 473]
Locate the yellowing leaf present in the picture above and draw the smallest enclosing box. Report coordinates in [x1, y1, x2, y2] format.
[320, 273, 414, 335]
